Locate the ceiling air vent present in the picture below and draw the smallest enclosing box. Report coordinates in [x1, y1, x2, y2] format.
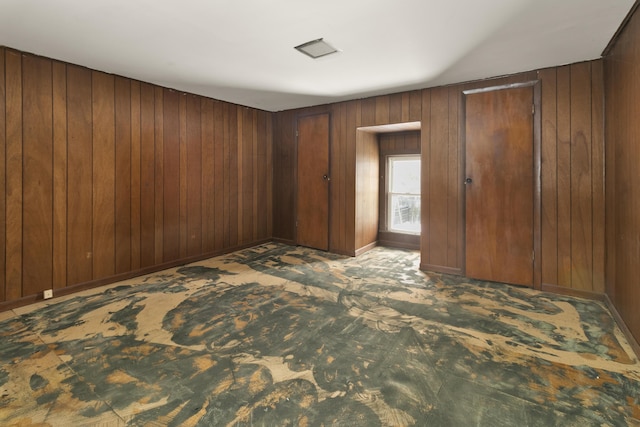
[294, 38, 338, 59]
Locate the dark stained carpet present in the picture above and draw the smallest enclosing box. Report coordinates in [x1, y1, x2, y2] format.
[1, 243, 639, 426]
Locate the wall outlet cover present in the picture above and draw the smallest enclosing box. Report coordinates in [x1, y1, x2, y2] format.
[43, 289, 53, 299]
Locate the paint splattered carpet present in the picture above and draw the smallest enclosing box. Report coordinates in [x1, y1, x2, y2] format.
[1, 243, 639, 426]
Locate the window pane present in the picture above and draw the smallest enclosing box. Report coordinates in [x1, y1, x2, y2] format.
[390, 194, 421, 234]
[391, 159, 420, 194]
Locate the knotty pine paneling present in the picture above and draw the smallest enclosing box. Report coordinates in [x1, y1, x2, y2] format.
[0, 48, 273, 308]
[605, 3, 640, 345]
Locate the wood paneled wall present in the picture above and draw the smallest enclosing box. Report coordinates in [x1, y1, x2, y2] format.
[604, 3, 640, 345]
[538, 62, 605, 295]
[273, 62, 604, 295]
[0, 48, 273, 307]
[355, 131, 379, 253]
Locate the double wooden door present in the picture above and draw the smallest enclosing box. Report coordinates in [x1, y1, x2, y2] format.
[464, 85, 538, 287]
[296, 113, 330, 250]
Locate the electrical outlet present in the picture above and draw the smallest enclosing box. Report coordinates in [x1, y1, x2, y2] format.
[43, 289, 53, 300]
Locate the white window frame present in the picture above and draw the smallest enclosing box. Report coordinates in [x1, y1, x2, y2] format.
[387, 155, 421, 235]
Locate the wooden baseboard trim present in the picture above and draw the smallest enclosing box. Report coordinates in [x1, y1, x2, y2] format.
[420, 264, 463, 276]
[355, 241, 378, 257]
[540, 283, 606, 302]
[378, 239, 420, 251]
[272, 238, 295, 246]
[0, 239, 272, 313]
[604, 294, 640, 359]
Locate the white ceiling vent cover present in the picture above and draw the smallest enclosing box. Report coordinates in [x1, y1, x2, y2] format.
[294, 38, 339, 59]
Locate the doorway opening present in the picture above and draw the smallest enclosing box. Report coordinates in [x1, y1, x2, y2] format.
[355, 122, 421, 253]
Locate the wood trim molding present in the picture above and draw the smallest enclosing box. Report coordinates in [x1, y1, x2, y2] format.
[540, 283, 605, 301]
[355, 241, 378, 256]
[420, 264, 463, 276]
[604, 294, 640, 359]
[0, 239, 271, 313]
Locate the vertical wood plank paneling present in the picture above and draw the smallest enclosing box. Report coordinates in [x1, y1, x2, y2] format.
[92, 71, 116, 279]
[0, 45, 611, 310]
[345, 101, 358, 253]
[222, 103, 231, 248]
[115, 77, 132, 274]
[354, 131, 379, 250]
[361, 98, 376, 127]
[330, 103, 345, 252]
[604, 7, 640, 344]
[179, 94, 188, 258]
[5, 51, 23, 299]
[154, 87, 164, 264]
[266, 112, 274, 238]
[570, 62, 593, 291]
[447, 87, 459, 267]
[420, 89, 431, 265]
[186, 95, 202, 256]
[229, 106, 239, 247]
[162, 89, 180, 262]
[338, 103, 348, 252]
[256, 111, 267, 240]
[556, 66, 572, 287]
[1, 47, 278, 307]
[375, 95, 390, 125]
[52, 62, 67, 289]
[237, 109, 243, 243]
[252, 110, 259, 241]
[0, 49, 6, 300]
[130, 81, 142, 270]
[242, 108, 254, 244]
[201, 98, 215, 252]
[22, 54, 53, 296]
[66, 65, 93, 286]
[429, 87, 449, 267]
[139, 83, 155, 268]
[401, 93, 411, 122]
[409, 90, 422, 122]
[539, 68, 558, 286]
[591, 61, 605, 294]
[213, 101, 224, 250]
[389, 94, 403, 124]
[604, 57, 616, 300]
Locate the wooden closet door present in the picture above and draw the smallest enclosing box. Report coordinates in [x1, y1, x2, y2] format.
[296, 113, 330, 250]
[464, 86, 534, 287]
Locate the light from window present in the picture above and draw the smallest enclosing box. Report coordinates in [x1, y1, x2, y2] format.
[388, 156, 421, 235]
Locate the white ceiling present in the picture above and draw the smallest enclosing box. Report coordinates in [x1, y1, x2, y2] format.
[0, 0, 634, 112]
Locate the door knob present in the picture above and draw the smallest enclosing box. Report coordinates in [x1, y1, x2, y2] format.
[323, 174, 330, 181]
[464, 178, 473, 185]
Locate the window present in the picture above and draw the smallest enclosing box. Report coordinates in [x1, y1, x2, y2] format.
[387, 156, 421, 234]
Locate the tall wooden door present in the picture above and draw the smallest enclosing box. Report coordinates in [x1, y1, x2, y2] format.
[464, 86, 535, 287]
[297, 113, 330, 250]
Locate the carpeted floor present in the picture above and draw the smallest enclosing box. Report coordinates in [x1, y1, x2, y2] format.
[1, 243, 639, 426]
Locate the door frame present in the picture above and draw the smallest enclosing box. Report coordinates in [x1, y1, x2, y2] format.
[295, 111, 332, 250]
[461, 80, 542, 289]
